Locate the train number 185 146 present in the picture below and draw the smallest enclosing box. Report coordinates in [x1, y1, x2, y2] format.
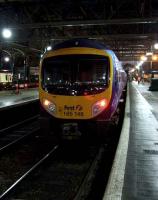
[64, 111, 84, 117]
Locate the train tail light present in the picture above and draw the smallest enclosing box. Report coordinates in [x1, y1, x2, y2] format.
[92, 99, 108, 117]
[43, 99, 56, 115]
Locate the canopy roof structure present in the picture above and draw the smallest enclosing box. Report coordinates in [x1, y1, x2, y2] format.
[0, 0, 158, 62]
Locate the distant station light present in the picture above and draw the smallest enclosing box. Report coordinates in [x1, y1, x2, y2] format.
[130, 68, 135, 73]
[140, 55, 147, 61]
[2, 69, 8, 72]
[46, 46, 52, 51]
[136, 61, 144, 69]
[4, 57, 10, 62]
[2, 28, 12, 38]
[154, 43, 158, 50]
[152, 55, 158, 61]
[146, 52, 153, 56]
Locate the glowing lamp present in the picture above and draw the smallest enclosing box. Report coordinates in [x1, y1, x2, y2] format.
[140, 56, 147, 61]
[92, 98, 108, 117]
[43, 99, 56, 115]
[2, 28, 12, 38]
[100, 99, 106, 107]
[152, 55, 157, 61]
[43, 99, 50, 106]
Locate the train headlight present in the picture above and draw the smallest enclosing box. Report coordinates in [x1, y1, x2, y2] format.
[43, 99, 56, 115]
[92, 99, 108, 117]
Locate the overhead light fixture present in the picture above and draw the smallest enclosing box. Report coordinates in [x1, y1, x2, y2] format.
[2, 28, 12, 38]
[2, 69, 9, 72]
[146, 52, 153, 56]
[4, 57, 10, 62]
[140, 55, 147, 61]
[130, 68, 135, 73]
[154, 43, 158, 49]
[136, 61, 144, 69]
[152, 55, 157, 60]
[46, 46, 52, 51]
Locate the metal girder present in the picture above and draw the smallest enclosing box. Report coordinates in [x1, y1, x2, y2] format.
[2, 17, 158, 30]
[10, 43, 41, 53]
[1, 32, 153, 58]
[47, 33, 155, 40]
[1, 42, 41, 53]
[1, 33, 153, 44]
[0, 0, 157, 65]
[0, 0, 22, 1]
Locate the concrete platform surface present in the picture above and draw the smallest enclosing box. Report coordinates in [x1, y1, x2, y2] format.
[0, 88, 39, 109]
[122, 82, 158, 200]
[103, 82, 158, 200]
[134, 81, 158, 121]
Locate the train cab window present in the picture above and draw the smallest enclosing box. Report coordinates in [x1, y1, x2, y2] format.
[41, 54, 110, 95]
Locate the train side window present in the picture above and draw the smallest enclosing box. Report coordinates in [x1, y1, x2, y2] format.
[115, 71, 117, 84]
[6, 75, 8, 81]
[9, 75, 12, 82]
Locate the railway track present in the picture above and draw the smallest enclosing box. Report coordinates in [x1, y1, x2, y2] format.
[0, 139, 118, 200]
[0, 145, 59, 200]
[0, 99, 39, 129]
[0, 99, 125, 200]
[0, 115, 40, 153]
[0, 120, 57, 199]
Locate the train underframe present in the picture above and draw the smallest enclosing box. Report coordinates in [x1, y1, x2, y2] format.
[39, 101, 124, 143]
[40, 86, 126, 142]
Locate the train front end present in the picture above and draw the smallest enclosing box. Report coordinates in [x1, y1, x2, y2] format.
[39, 46, 113, 139]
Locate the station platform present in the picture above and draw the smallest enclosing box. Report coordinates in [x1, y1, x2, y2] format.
[0, 88, 39, 109]
[103, 81, 158, 200]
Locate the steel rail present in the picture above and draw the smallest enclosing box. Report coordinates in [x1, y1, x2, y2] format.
[0, 145, 59, 200]
[73, 145, 105, 200]
[0, 124, 40, 154]
[0, 115, 39, 135]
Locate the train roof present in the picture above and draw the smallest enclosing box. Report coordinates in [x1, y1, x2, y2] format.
[0, 70, 12, 73]
[53, 38, 110, 51]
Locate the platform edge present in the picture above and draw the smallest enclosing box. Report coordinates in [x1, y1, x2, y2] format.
[102, 83, 130, 200]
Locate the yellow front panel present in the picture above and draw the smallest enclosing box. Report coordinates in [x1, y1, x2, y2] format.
[39, 86, 112, 119]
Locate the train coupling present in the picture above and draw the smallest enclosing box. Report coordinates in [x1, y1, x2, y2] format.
[62, 123, 82, 140]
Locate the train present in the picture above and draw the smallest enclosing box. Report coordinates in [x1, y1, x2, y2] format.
[39, 39, 127, 140]
[0, 71, 13, 90]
